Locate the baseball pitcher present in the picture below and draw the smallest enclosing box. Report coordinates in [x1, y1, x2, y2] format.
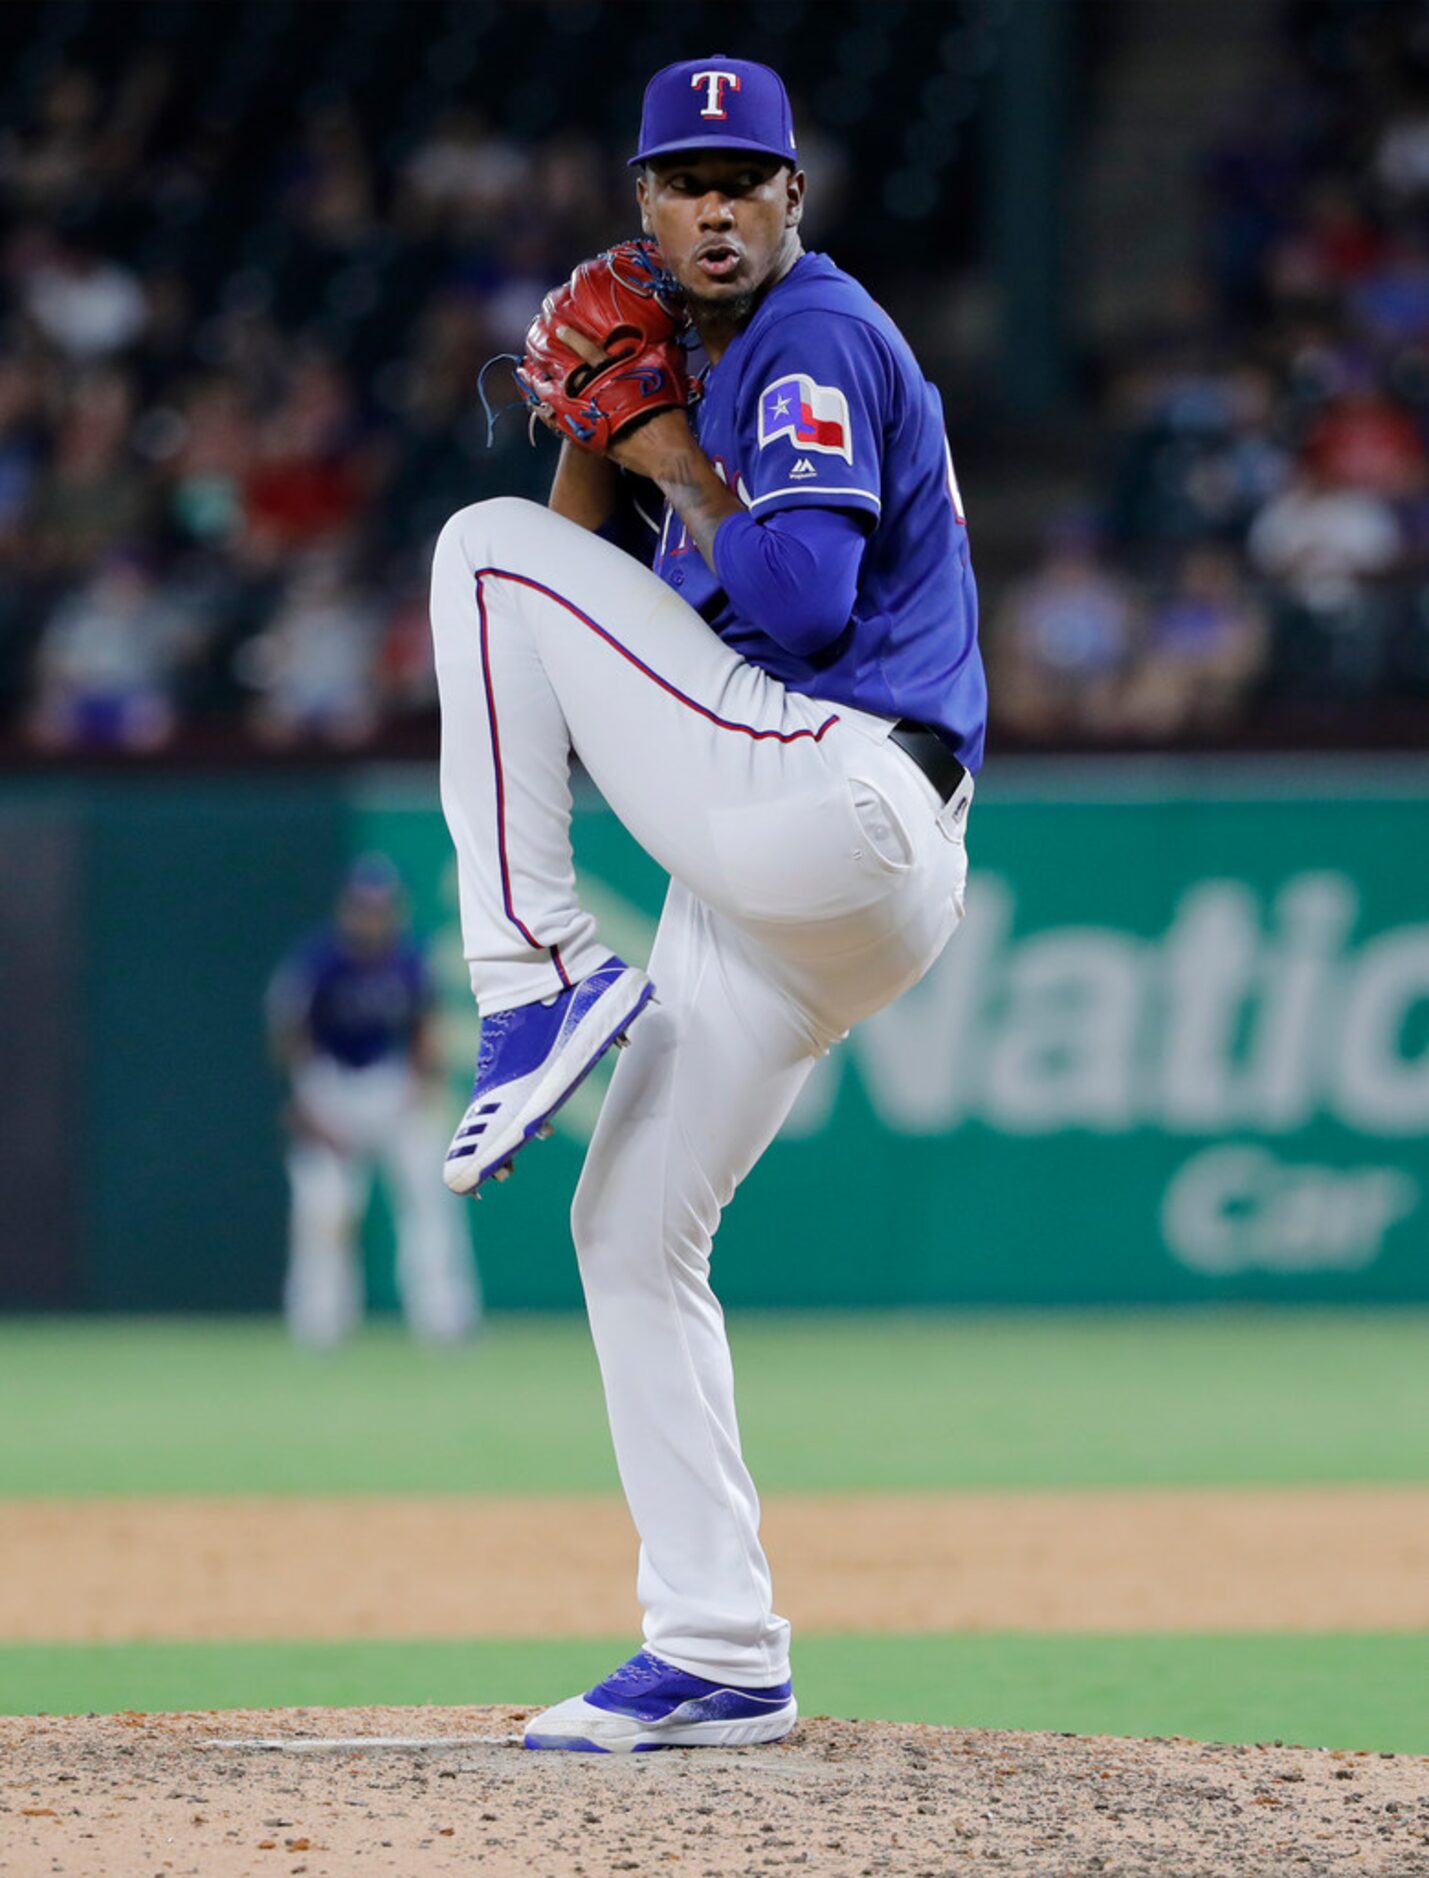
[429, 58, 984, 1749]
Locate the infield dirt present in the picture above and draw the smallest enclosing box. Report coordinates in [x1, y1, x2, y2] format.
[3, 1706, 1427, 1878]
[3, 1486, 1427, 1639]
[6, 1489, 1428, 1876]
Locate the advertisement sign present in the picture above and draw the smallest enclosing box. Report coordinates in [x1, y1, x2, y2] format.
[359, 768, 1429, 1307]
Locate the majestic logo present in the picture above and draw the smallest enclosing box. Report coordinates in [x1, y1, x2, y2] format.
[758, 375, 853, 463]
[692, 69, 741, 118]
[789, 457, 818, 478]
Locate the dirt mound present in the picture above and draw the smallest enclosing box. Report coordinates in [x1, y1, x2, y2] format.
[2, 1706, 1425, 1877]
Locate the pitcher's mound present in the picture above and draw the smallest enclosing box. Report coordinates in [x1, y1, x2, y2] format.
[3, 1706, 1425, 1876]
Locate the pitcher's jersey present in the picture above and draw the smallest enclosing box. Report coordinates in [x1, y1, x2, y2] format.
[652, 251, 986, 772]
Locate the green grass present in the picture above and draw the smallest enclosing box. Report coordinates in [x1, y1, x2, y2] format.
[4, 1315, 1425, 1755]
[1, 1312, 1427, 1497]
[3, 1634, 1425, 1754]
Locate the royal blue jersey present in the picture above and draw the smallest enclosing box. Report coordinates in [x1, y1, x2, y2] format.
[653, 251, 987, 772]
[268, 929, 433, 1070]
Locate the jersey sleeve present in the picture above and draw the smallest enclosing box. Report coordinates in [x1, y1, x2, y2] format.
[713, 506, 867, 655]
[739, 309, 889, 521]
[265, 942, 318, 1037]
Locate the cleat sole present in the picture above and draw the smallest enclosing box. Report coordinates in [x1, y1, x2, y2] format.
[524, 1700, 797, 1754]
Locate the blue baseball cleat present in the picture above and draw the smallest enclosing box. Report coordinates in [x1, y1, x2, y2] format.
[443, 956, 653, 1196]
[522, 1648, 798, 1753]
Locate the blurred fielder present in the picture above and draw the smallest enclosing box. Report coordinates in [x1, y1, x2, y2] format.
[267, 855, 481, 1348]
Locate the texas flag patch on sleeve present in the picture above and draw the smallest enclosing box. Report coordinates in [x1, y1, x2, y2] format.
[757, 374, 853, 463]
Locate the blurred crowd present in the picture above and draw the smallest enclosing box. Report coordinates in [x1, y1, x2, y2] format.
[995, 0, 1429, 744]
[0, 0, 869, 762]
[0, 55, 608, 753]
[3, 1, 1429, 757]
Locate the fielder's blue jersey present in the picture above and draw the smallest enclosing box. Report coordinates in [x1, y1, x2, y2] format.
[653, 251, 986, 771]
[268, 930, 432, 1070]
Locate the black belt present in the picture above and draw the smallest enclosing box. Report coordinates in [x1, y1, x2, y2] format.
[888, 720, 966, 803]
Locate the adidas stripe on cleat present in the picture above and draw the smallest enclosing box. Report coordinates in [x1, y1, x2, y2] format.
[523, 1648, 797, 1754]
[443, 956, 654, 1196]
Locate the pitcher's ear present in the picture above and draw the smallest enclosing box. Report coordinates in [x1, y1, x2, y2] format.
[786, 166, 806, 229]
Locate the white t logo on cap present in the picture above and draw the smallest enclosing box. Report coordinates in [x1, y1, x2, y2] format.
[692, 69, 741, 119]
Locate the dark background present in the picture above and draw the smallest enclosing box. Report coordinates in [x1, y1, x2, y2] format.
[2, 0, 1427, 763]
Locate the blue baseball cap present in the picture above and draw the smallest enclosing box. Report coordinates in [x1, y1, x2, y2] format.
[629, 57, 798, 169]
[342, 853, 403, 902]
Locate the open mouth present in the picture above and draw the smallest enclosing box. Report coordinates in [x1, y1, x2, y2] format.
[693, 243, 741, 281]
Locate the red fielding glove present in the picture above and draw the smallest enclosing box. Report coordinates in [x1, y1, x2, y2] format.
[516, 239, 690, 453]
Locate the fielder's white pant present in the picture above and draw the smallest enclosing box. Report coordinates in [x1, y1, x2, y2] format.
[285, 1058, 482, 1348]
[431, 497, 969, 1685]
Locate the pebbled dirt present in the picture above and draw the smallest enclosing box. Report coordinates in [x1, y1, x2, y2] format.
[1, 1706, 1426, 1878]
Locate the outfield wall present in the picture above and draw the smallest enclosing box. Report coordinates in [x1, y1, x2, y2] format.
[4, 760, 1427, 1309]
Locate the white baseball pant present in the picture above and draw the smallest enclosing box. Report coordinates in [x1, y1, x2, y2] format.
[431, 496, 969, 1684]
[285, 1057, 482, 1348]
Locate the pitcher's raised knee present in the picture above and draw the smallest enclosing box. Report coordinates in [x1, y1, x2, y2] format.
[433, 496, 549, 575]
